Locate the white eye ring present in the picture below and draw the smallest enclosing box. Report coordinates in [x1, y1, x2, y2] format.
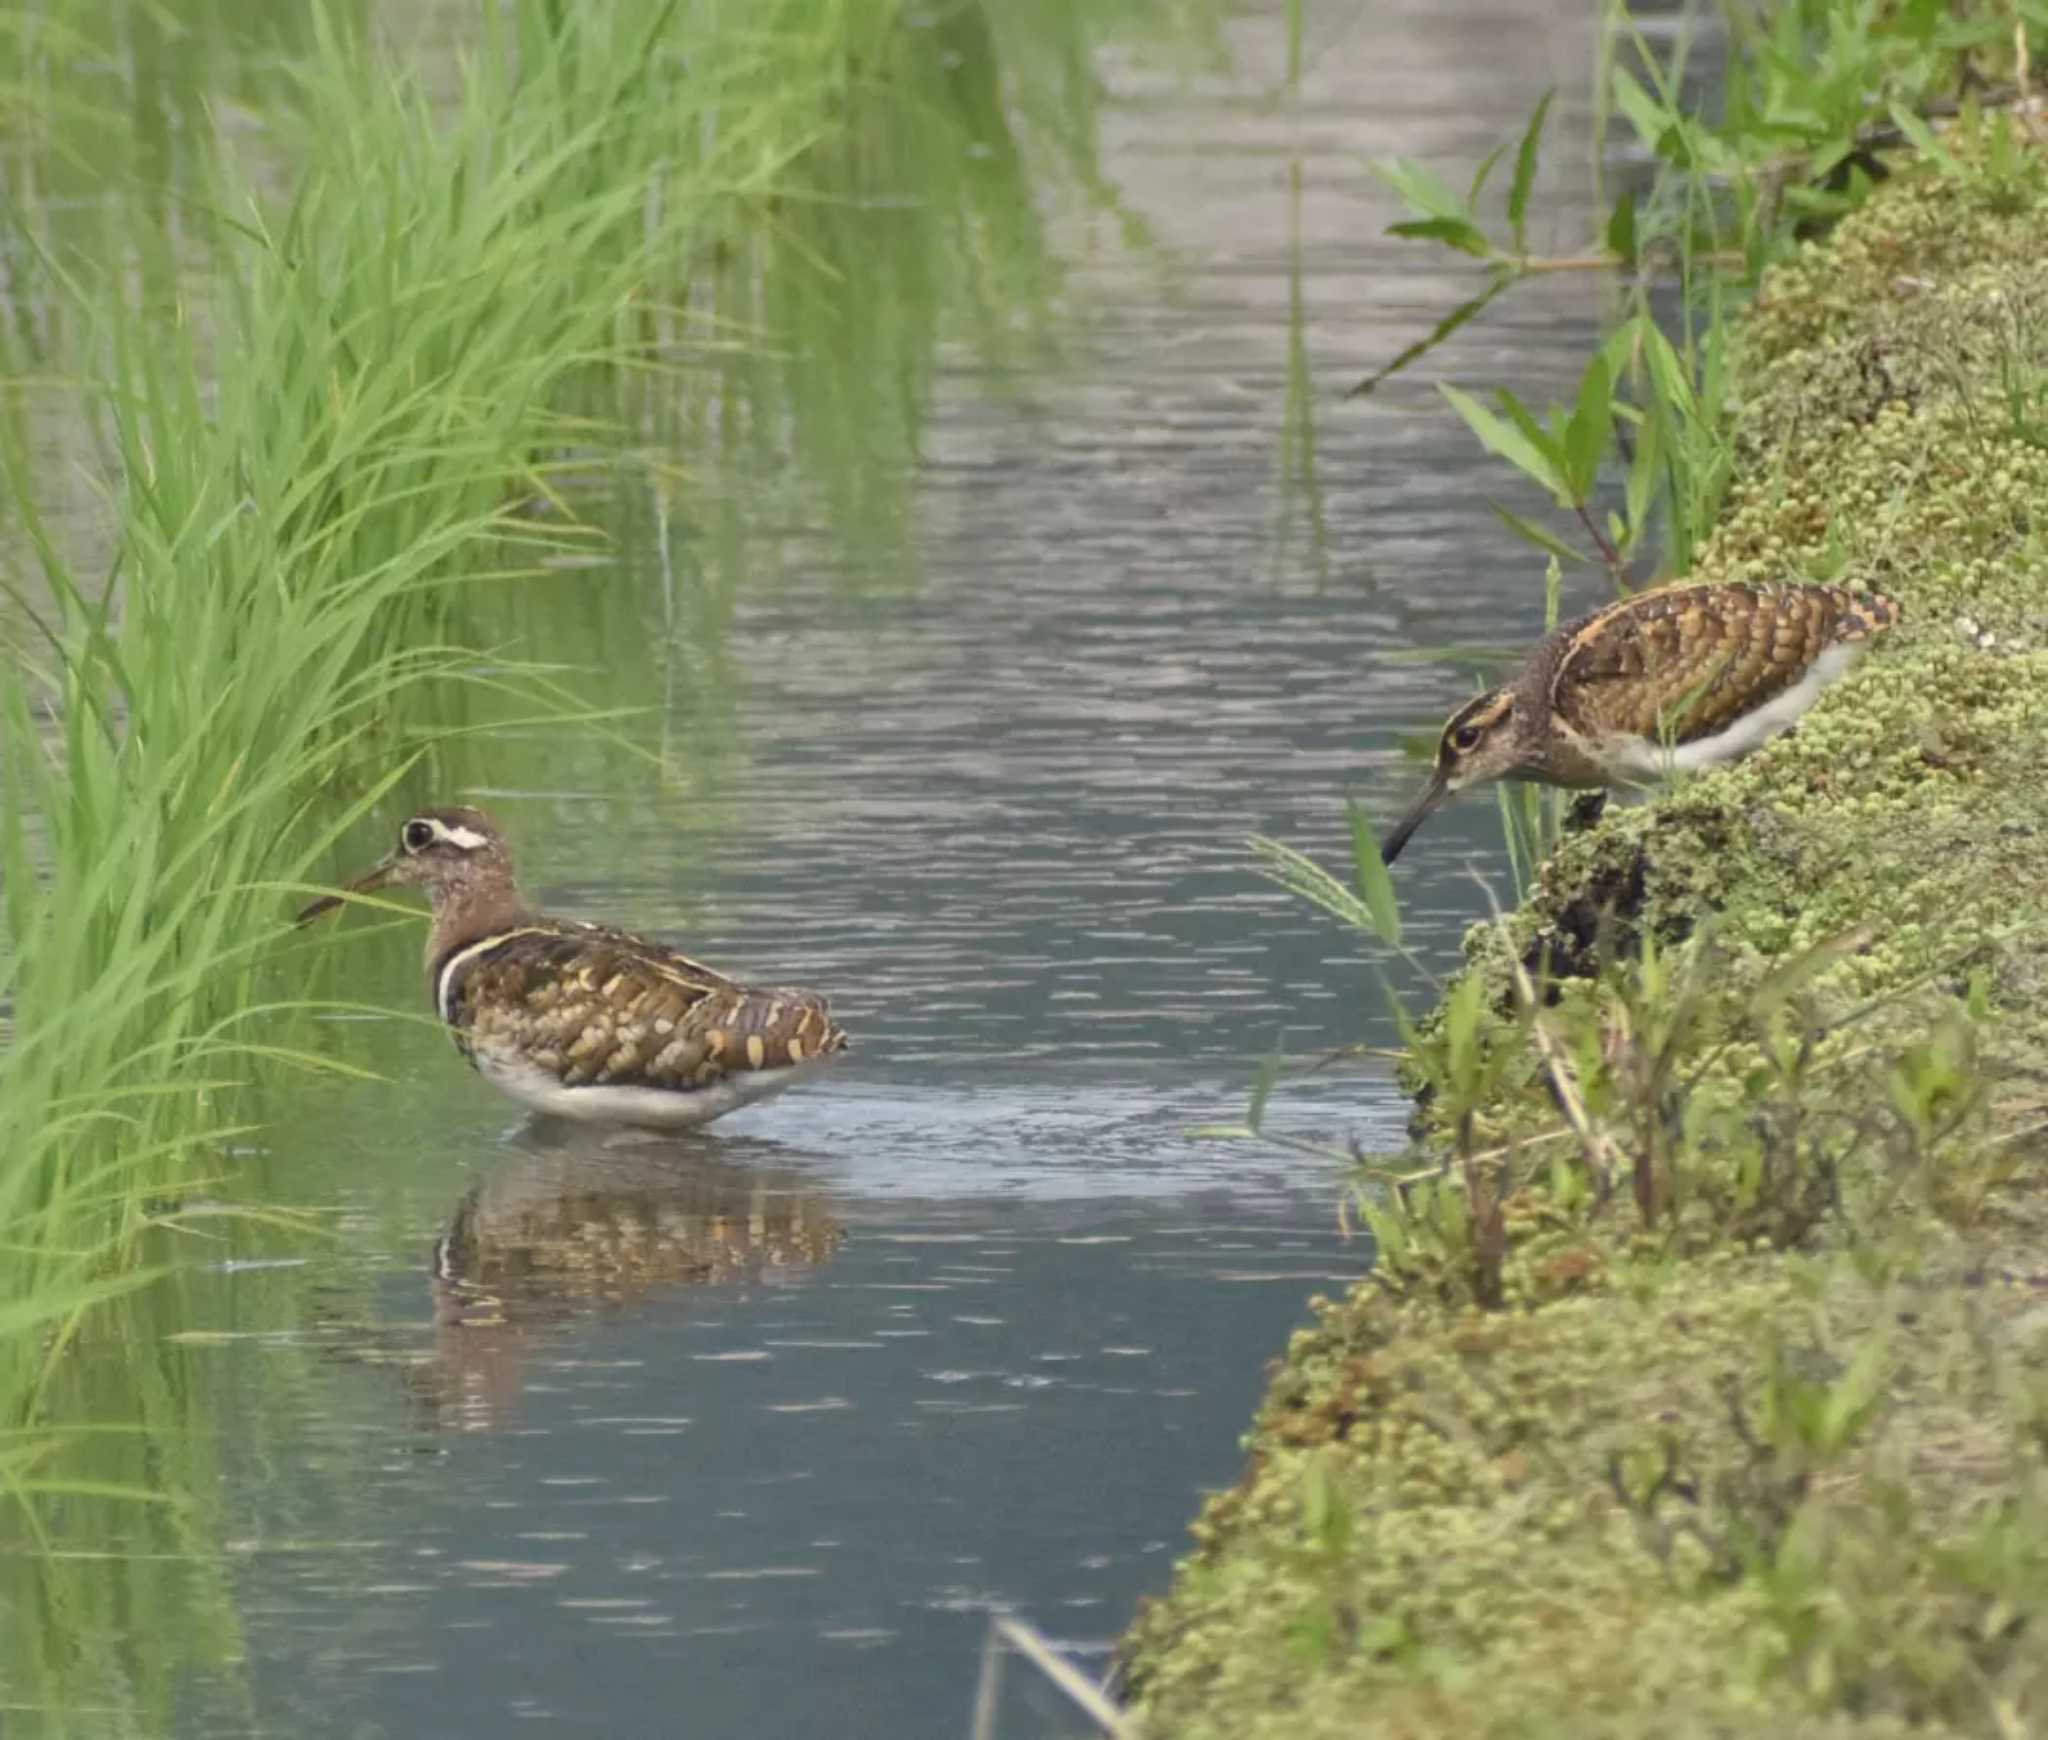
[402, 819, 437, 852]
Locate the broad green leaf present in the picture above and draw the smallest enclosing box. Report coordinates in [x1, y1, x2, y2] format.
[1609, 66, 1671, 150]
[1808, 136, 1857, 182]
[1652, 119, 1700, 171]
[1564, 352, 1614, 501]
[1601, 310, 1652, 384]
[1370, 155, 1465, 220]
[1489, 502, 1587, 566]
[1386, 216, 1492, 258]
[1443, 971, 1487, 1099]
[1508, 89, 1553, 256]
[1440, 384, 1565, 498]
[1820, 1333, 1890, 1451]
[1465, 140, 1509, 210]
[1637, 318, 1699, 422]
[1547, 402, 1572, 456]
[1605, 188, 1637, 265]
[1347, 272, 1512, 400]
[1500, 388, 1568, 480]
[1887, 100, 1961, 175]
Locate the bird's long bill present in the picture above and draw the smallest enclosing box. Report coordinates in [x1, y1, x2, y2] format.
[295, 855, 397, 926]
[1378, 771, 1452, 867]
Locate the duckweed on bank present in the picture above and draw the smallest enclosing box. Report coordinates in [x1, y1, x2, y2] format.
[1118, 114, 2048, 1740]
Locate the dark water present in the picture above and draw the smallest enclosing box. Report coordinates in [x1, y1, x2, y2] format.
[16, 3, 1625, 1735]
[222, 1100, 1368, 1738]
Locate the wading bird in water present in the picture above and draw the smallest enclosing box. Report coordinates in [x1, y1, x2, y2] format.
[298, 807, 848, 1127]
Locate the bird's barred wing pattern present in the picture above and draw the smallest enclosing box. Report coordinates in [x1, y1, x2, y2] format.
[1551, 582, 1899, 744]
[435, 923, 847, 1094]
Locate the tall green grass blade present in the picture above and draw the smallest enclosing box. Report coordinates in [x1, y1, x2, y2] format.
[1250, 835, 1385, 942]
[1346, 799, 1403, 949]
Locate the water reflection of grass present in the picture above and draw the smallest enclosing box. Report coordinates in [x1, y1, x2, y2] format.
[0, 1268, 259, 1739]
[0, 0, 1202, 1723]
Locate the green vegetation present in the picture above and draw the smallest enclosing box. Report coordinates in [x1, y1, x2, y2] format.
[1123, 6, 2048, 1735]
[0, 0, 1203, 1726]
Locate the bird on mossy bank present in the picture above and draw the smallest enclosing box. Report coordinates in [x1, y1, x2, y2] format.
[1378, 580, 1903, 865]
[297, 807, 848, 1128]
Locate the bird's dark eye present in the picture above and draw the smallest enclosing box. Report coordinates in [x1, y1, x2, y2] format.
[402, 819, 436, 853]
[1451, 725, 1483, 752]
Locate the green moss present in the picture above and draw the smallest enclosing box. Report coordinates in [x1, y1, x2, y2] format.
[1119, 129, 2048, 1740]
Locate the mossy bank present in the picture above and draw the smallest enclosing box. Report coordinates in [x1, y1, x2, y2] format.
[1117, 124, 2048, 1736]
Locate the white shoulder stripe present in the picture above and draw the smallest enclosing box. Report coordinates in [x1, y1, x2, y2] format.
[434, 928, 547, 1026]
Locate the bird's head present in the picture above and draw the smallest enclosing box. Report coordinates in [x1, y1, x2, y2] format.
[297, 806, 517, 921]
[1378, 690, 1526, 865]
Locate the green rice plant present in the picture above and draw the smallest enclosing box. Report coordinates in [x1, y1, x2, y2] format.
[0, 9, 696, 1244]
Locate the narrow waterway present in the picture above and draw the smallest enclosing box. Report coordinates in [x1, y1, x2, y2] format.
[10, 3, 1623, 1734]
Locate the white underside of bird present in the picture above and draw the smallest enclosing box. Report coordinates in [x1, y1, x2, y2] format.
[1599, 642, 1860, 779]
[472, 1044, 829, 1128]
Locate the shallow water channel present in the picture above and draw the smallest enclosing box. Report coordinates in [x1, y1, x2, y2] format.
[14, 3, 1628, 1734]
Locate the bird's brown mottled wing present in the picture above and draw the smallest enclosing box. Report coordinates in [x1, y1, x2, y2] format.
[441, 923, 847, 1093]
[1551, 582, 1899, 743]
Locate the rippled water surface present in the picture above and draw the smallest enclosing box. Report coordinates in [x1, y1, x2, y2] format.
[224, 1090, 1375, 1737]
[22, 3, 1628, 1734]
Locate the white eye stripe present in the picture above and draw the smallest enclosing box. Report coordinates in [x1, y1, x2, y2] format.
[408, 818, 492, 852]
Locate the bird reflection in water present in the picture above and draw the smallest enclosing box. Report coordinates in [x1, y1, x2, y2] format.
[409, 1126, 842, 1430]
